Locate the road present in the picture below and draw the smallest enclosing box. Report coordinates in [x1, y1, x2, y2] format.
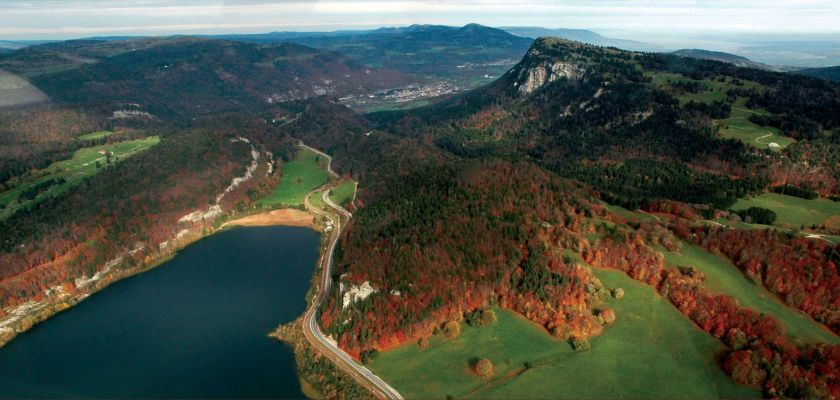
[298, 143, 404, 400]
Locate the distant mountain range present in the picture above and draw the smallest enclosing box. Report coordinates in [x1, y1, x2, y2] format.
[796, 66, 840, 82]
[500, 27, 660, 52]
[4, 24, 839, 85]
[215, 24, 534, 77]
[0, 38, 410, 120]
[671, 49, 773, 70]
[0, 40, 55, 50]
[670, 48, 840, 80]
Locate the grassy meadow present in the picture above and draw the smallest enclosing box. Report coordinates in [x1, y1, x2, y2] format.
[732, 193, 840, 230]
[651, 72, 794, 150]
[369, 269, 758, 399]
[717, 98, 795, 150]
[257, 147, 330, 208]
[77, 131, 115, 140]
[0, 136, 160, 220]
[664, 243, 839, 345]
[328, 180, 356, 207]
[651, 72, 763, 104]
[602, 202, 659, 222]
[308, 188, 327, 210]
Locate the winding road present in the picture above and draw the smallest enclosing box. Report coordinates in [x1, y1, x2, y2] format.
[298, 143, 404, 400]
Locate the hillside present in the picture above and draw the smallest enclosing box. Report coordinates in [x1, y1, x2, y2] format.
[265, 24, 533, 77]
[273, 37, 840, 395]
[371, 37, 840, 200]
[0, 38, 410, 122]
[797, 65, 840, 82]
[672, 49, 771, 70]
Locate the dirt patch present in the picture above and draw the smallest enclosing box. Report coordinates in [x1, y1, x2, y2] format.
[224, 209, 314, 228]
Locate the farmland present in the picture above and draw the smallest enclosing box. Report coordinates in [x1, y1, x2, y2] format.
[257, 147, 330, 208]
[368, 269, 757, 399]
[0, 136, 160, 220]
[732, 193, 840, 230]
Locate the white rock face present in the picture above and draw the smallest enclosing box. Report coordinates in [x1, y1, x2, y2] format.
[177, 140, 260, 225]
[342, 281, 377, 309]
[517, 58, 585, 96]
[111, 110, 153, 119]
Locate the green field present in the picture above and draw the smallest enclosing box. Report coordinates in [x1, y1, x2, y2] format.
[732, 193, 840, 229]
[369, 269, 757, 399]
[0, 136, 160, 220]
[257, 147, 330, 208]
[651, 72, 763, 104]
[328, 180, 356, 206]
[602, 202, 658, 222]
[665, 243, 839, 345]
[308, 188, 327, 210]
[650, 73, 793, 150]
[716, 98, 795, 150]
[363, 99, 430, 113]
[77, 131, 115, 140]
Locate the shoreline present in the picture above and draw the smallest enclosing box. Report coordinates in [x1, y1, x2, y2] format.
[221, 208, 314, 229]
[0, 207, 321, 348]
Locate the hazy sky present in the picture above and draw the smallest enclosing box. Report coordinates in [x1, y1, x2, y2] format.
[2, 0, 840, 40]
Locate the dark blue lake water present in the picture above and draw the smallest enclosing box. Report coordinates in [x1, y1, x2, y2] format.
[0, 226, 319, 399]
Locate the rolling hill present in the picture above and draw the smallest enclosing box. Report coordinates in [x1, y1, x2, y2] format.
[797, 65, 840, 82]
[288, 37, 840, 399]
[672, 49, 771, 70]
[1, 37, 410, 121]
[228, 24, 534, 77]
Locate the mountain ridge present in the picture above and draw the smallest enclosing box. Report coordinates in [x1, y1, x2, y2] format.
[501, 26, 660, 51]
[672, 48, 772, 70]
[796, 65, 840, 82]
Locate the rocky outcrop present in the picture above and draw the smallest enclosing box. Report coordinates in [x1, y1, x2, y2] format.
[514, 50, 585, 96]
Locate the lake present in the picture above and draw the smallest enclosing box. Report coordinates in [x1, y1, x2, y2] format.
[0, 226, 319, 399]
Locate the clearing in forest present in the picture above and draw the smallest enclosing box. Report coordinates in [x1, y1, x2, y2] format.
[732, 193, 840, 230]
[369, 270, 757, 399]
[328, 180, 356, 207]
[664, 243, 839, 345]
[0, 136, 161, 220]
[257, 147, 330, 208]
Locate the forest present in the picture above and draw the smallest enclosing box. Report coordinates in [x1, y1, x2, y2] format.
[1, 32, 839, 400]
[0, 115, 294, 312]
[318, 160, 610, 356]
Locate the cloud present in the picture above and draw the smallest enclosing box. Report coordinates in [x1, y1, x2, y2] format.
[1, 0, 838, 39]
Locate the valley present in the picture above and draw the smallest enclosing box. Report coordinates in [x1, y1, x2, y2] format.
[0, 15, 839, 400]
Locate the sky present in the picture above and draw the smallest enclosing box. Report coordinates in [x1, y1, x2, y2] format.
[1, 0, 840, 41]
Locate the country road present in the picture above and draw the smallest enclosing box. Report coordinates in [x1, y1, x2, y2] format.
[298, 143, 404, 400]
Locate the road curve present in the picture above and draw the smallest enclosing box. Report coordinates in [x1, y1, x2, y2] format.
[298, 143, 404, 400]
